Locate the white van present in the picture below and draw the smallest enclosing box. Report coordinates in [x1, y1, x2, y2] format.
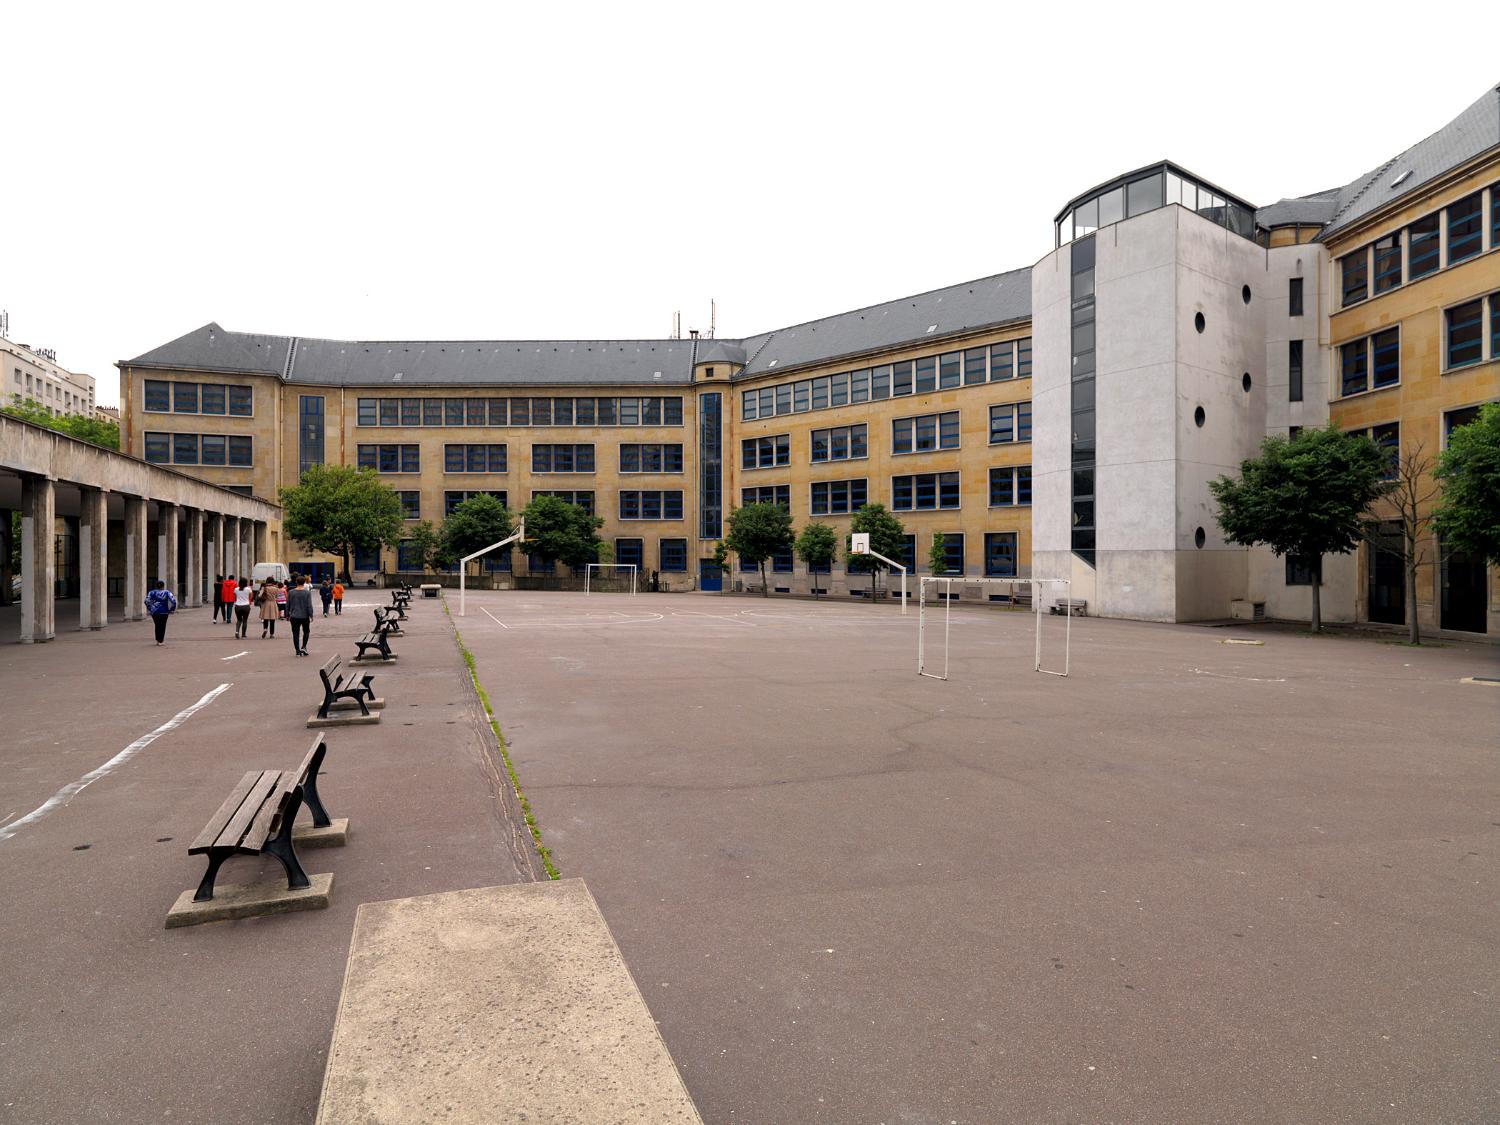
[251, 562, 290, 586]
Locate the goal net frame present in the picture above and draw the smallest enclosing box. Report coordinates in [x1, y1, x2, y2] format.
[585, 563, 638, 596]
[916, 576, 1074, 680]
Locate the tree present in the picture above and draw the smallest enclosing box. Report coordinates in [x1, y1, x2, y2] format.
[794, 523, 838, 598]
[279, 464, 404, 582]
[519, 494, 603, 571]
[928, 531, 948, 576]
[1, 399, 120, 449]
[401, 520, 443, 575]
[439, 495, 514, 574]
[1209, 426, 1389, 632]
[710, 540, 732, 595]
[1434, 402, 1500, 568]
[845, 503, 908, 602]
[1364, 445, 1438, 645]
[596, 540, 614, 564]
[725, 502, 794, 597]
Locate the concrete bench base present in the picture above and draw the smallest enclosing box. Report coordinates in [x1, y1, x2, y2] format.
[293, 818, 350, 848]
[327, 697, 385, 712]
[306, 712, 381, 729]
[316, 879, 701, 1124]
[350, 655, 398, 665]
[165, 872, 333, 929]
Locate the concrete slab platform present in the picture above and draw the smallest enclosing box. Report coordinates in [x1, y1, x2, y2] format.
[350, 655, 397, 665]
[326, 696, 385, 711]
[293, 818, 350, 848]
[316, 880, 701, 1125]
[165, 872, 334, 929]
[306, 712, 381, 729]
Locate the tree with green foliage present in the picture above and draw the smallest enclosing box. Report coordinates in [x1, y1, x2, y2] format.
[519, 494, 603, 571]
[1210, 425, 1389, 633]
[928, 531, 948, 576]
[1364, 445, 1438, 645]
[400, 520, 443, 574]
[596, 540, 614, 564]
[279, 464, 405, 582]
[845, 503, 908, 602]
[710, 540, 732, 594]
[1434, 402, 1500, 568]
[794, 523, 838, 598]
[725, 502, 794, 597]
[439, 495, 514, 573]
[1, 399, 119, 449]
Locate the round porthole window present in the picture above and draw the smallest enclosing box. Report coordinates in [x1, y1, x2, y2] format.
[1194, 527, 1207, 549]
[1242, 372, 1252, 392]
[1194, 312, 1206, 333]
[1194, 405, 1206, 427]
[1242, 285, 1252, 305]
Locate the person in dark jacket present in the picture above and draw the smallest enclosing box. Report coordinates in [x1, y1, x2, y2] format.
[286, 574, 315, 656]
[145, 580, 177, 645]
[319, 578, 333, 617]
[211, 574, 225, 622]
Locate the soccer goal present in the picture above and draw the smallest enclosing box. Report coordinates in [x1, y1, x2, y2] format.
[585, 563, 638, 596]
[915, 576, 1074, 680]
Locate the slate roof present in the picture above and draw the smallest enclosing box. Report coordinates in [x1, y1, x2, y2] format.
[1255, 188, 1340, 229]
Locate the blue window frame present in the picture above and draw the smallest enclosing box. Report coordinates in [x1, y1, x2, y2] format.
[964, 347, 987, 386]
[742, 485, 790, 509]
[1340, 249, 1368, 307]
[1371, 328, 1400, 388]
[228, 436, 253, 467]
[1446, 299, 1484, 369]
[899, 534, 916, 572]
[1447, 193, 1483, 264]
[173, 382, 199, 413]
[1016, 338, 1032, 378]
[892, 361, 913, 396]
[201, 384, 226, 415]
[201, 434, 226, 466]
[939, 352, 962, 389]
[810, 478, 867, 515]
[357, 398, 378, 426]
[399, 491, 420, 519]
[893, 411, 959, 454]
[354, 545, 380, 571]
[990, 343, 1013, 382]
[619, 490, 684, 520]
[144, 380, 170, 412]
[397, 541, 424, 571]
[1408, 213, 1440, 279]
[984, 533, 1017, 577]
[893, 472, 959, 511]
[1373, 235, 1402, 293]
[615, 539, 644, 569]
[660, 539, 688, 572]
[914, 356, 937, 393]
[940, 533, 965, 575]
[989, 467, 1014, 506]
[172, 433, 198, 464]
[144, 431, 170, 463]
[227, 386, 253, 416]
[811, 425, 866, 463]
[1340, 339, 1369, 396]
[870, 365, 891, 399]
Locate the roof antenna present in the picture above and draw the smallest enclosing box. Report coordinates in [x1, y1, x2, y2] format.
[709, 298, 716, 339]
[671, 311, 681, 339]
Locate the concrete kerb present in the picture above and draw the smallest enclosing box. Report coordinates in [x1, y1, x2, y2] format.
[165, 873, 334, 929]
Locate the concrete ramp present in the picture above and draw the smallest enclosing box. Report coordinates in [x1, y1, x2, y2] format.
[316, 879, 701, 1124]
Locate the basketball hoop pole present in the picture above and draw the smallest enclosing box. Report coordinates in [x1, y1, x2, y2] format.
[459, 517, 523, 618]
[850, 537, 908, 615]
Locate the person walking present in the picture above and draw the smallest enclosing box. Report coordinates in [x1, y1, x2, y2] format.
[211, 574, 225, 622]
[221, 575, 239, 624]
[232, 577, 253, 638]
[145, 579, 177, 645]
[319, 577, 333, 618]
[258, 579, 280, 639]
[332, 579, 344, 615]
[286, 574, 314, 656]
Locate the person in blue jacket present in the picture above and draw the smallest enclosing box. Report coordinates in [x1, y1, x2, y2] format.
[144, 580, 178, 645]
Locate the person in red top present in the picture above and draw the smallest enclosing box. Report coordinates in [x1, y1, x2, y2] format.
[220, 576, 239, 624]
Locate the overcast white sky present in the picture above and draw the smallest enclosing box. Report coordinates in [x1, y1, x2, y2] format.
[5, 3, 1491, 407]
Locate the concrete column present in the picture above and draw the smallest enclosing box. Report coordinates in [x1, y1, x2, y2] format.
[226, 517, 241, 581]
[0, 511, 12, 608]
[238, 518, 251, 576]
[124, 495, 148, 621]
[183, 508, 203, 608]
[254, 521, 269, 566]
[78, 487, 109, 630]
[209, 512, 225, 589]
[20, 477, 56, 644]
[157, 503, 179, 594]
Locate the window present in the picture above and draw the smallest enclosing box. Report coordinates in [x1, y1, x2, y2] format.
[773, 544, 794, 573]
[811, 377, 829, 410]
[532, 444, 594, 473]
[989, 402, 1032, 443]
[989, 465, 1031, 506]
[1340, 338, 1370, 396]
[531, 490, 594, 515]
[1288, 341, 1304, 402]
[228, 436, 253, 467]
[1288, 277, 1304, 316]
[397, 541, 424, 571]
[172, 433, 198, 464]
[964, 347, 987, 385]
[143, 380, 170, 412]
[1493, 294, 1500, 360]
[201, 384, 226, 414]
[1340, 249, 1368, 307]
[1373, 235, 1402, 293]
[357, 398, 378, 426]
[1446, 299, 1484, 369]
[914, 356, 937, 393]
[144, 432, 170, 463]
[446, 490, 507, 517]
[173, 382, 199, 413]
[1285, 555, 1319, 586]
[358, 444, 418, 472]
[742, 434, 790, 469]
[939, 533, 965, 575]
[893, 411, 959, 454]
[531, 398, 552, 427]
[1371, 328, 1400, 388]
[939, 352, 962, 389]
[984, 533, 1017, 577]
[619, 490, 684, 520]
[892, 361, 914, 396]
[1348, 422, 1400, 480]
[742, 389, 758, 420]
[660, 539, 688, 572]
[809, 478, 867, 515]
[899, 534, 917, 572]
[870, 365, 891, 399]
[810, 425, 867, 462]
[620, 443, 683, 473]
[741, 484, 790, 509]
[201, 434, 226, 466]
[793, 382, 810, 412]
[399, 491, 421, 519]
[299, 394, 325, 476]
[1016, 338, 1032, 378]
[990, 341, 1014, 381]
[1447, 192, 1483, 264]
[445, 444, 507, 473]
[893, 472, 960, 511]
[227, 386, 253, 416]
[1444, 405, 1482, 442]
[1408, 213, 1440, 279]
[354, 545, 381, 571]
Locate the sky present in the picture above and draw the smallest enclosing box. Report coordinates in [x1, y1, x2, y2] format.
[5, 3, 1492, 407]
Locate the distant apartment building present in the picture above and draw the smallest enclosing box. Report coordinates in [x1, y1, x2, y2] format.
[3, 337, 98, 419]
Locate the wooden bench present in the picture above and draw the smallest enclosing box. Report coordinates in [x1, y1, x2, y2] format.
[387, 592, 409, 620]
[353, 627, 394, 662]
[1050, 598, 1088, 616]
[319, 654, 376, 719]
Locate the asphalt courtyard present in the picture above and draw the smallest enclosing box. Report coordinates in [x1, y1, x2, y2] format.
[459, 589, 1499, 1124]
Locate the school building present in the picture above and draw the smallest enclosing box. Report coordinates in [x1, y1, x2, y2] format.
[119, 85, 1499, 636]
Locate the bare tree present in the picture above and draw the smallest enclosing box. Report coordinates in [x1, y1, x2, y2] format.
[1364, 444, 1439, 645]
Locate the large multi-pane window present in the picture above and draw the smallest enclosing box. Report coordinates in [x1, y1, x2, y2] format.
[1340, 329, 1400, 395]
[1408, 213, 1440, 279]
[619, 490, 684, 520]
[144, 379, 252, 416]
[893, 411, 959, 454]
[984, 533, 1018, 577]
[145, 432, 251, 466]
[989, 401, 1032, 443]
[399, 491, 421, 519]
[201, 434, 226, 465]
[173, 383, 199, 413]
[660, 539, 688, 572]
[893, 472, 960, 511]
[742, 434, 790, 469]
[358, 444, 419, 473]
[810, 425, 867, 462]
[444, 490, 507, 518]
[1446, 299, 1484, 368]
[355, 395, 683, 427]
[530, 489, 593, 515]
[933, 533, 965, 575]
[619, 443, 684, 473]
[531, 444, 594, 473]
[1340, 249, 1368, 307]
[810, 478, 867, 515]
[989, 466, 1032, 507]
[1373, 235, 1402, 293]
[1288, 340, 1304, 402]
[699, 391, 723, 539]
[298, 395, 325, 477]
[444, 444, 508, 473]
[1447, 192, 1483, 264]
[741, 485, 790, 508]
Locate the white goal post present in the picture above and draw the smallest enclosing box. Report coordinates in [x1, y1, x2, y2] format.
[585, 563, 638, 596]
[915, 576, 1074, 680]
[458, 518, 524, 618]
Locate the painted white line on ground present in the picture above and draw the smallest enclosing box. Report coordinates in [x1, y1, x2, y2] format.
[221, 651, 249, 661]
[0, 682, 234, 844]
[481, 607, 510, 630]
[672, 611, 756, 627]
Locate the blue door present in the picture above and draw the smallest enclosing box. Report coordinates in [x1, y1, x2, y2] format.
[699, 559, 722, 592]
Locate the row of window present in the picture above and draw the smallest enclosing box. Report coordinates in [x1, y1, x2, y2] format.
[739, 338, 1032, 422]
[356, 396, 684, 428]
[1332, 292, 1500, 399]
[739, 531, 1022, 578]
[744, 405, 1031, 470]
[364, 442, 689, 475]
[143, 432, 254, 466]
[143, 380, 254, 416]
[1339, 184, 1498, 308]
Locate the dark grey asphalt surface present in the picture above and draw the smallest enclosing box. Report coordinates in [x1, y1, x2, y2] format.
[464, 592, 1500, 1125]
[0, 595, 538, 1124]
